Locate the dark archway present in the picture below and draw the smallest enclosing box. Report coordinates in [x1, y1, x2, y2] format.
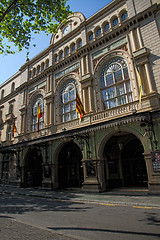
[103, 133, 148, 189]
[122, 138, 148, 187]
[24, 148, 43, 187]
[58, 141, 83, 188]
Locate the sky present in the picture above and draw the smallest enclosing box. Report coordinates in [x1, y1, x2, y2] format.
[0, 0, 112, 85]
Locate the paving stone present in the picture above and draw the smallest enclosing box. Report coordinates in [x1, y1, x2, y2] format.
[0, 217, 76, 240]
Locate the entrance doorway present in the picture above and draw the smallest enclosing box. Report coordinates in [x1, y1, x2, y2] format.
[24, 148, 43, 187]
[104, 133, 148, 189]
[122, 139, 148, 187]
[58, 141, 83, 188]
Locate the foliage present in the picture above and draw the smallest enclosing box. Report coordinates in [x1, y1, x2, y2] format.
[0, 0, 71, 54]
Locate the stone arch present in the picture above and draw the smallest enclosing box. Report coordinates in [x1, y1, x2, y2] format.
[53, 139, 83, 189]
[97, 126, 149, 189]
[97, 125, 149, 160]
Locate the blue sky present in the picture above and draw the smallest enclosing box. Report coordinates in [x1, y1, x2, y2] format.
[0, 0, 112, 85]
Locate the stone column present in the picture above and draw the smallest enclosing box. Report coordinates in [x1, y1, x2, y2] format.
[144, 63, 154, 93]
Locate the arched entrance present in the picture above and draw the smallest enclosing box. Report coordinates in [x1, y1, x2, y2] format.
[24, 148, 43, 187]
[58, 141, 83, 188]
[104, 133, 148, 189]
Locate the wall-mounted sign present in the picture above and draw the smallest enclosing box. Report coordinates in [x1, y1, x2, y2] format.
[151, 151, 160, 172]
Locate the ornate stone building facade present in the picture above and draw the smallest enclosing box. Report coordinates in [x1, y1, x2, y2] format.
[0, 0, 160, 193]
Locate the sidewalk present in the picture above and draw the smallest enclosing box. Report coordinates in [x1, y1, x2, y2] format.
[1, 184, 160, 209]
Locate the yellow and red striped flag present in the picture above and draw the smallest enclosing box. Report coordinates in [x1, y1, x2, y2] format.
[37, 103, 42, 132]
[76, 89, 85, 121]
[12, 122, 17, 137]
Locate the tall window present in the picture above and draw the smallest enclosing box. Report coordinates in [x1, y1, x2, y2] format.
[100, 58, 133, 110]
[60, 81, 77, 122]
[31, 96, 44, 132]
[112, 17, 118, 27]
[7, 125, 12, 141]
[96, 28, 101, 37]
[104, 22, 109, 32]
[89, 32, 93, 41]
[121, 11, 128, 22]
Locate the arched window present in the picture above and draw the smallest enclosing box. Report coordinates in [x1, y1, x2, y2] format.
[9, 103, 13, 114]
[60, 51, 64, 59]
[100, 58, 132, 110]
[121, 11, 128, 22]
[71, 43, 76, 52]
[104, 22, 109, 32]
[55, 54, 58, 63]
[41, 62, 45, 71]
[11, 82, 15, 92]
[60, 81, 77, 122]
[65, 47, 69, 56]
[33, 68, 36, 76]
[37, 65, 40, 74]
[31, 96, 44, 132]
[112, 17, 118, 27]
[46, 59, 49, 68]
[96, 28, 101, 37]
[1, 89, 4, 99]
[7, 124, 12, 141]
[77, 39, 82, 48]
[89, 32, 93, 41]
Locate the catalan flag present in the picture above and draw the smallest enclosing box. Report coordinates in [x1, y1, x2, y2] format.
[37, 103, 42, 132]
[76, 89, 85, 121]
[133, 58, 143, 104]
[12, 122, 17, 137]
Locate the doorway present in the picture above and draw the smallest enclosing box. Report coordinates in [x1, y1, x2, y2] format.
[104, 134, 148, 189]
[58, 141, 83, 188]
[24, 148, 43, 187]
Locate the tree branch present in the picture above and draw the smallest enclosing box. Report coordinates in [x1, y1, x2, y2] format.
[0, 0, 18, 23]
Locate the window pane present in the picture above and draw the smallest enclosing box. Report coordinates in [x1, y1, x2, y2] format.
[109, 99, 117, 108]
[118, 96, 126, 105]
[113, 18, 118, 27]
[64, 93, 69, 103]
[65, 104, 70, 113]
[117, 84, 125, 96]
[71, 111, 77, 120]
[107, 87, 115, 99]
[72, 44, 75, 51]
[102, 89, 107, 101]
[78, 40, 82, 47]
[70, 101, 76, 111]
[61, 106, 64, 114]
[66, 48, 69, 55]
[114, 70, 123, 82]
[104, 23, 109, 32]
[96, 28, 101, 36]
[106, 73, 114, 86]
[60, 52, 63, 59]
[121, 12, 128, 21]
[64, 113, 69, 121]
[89, 33, 93, 41]
[69, 89, 75, 101]
[126, 82, 131, 92]
[103, 101, 108, 110]
[101, 75, 105, 88]
[123, 67, 129, 79]
[127, 93, 133, 103]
